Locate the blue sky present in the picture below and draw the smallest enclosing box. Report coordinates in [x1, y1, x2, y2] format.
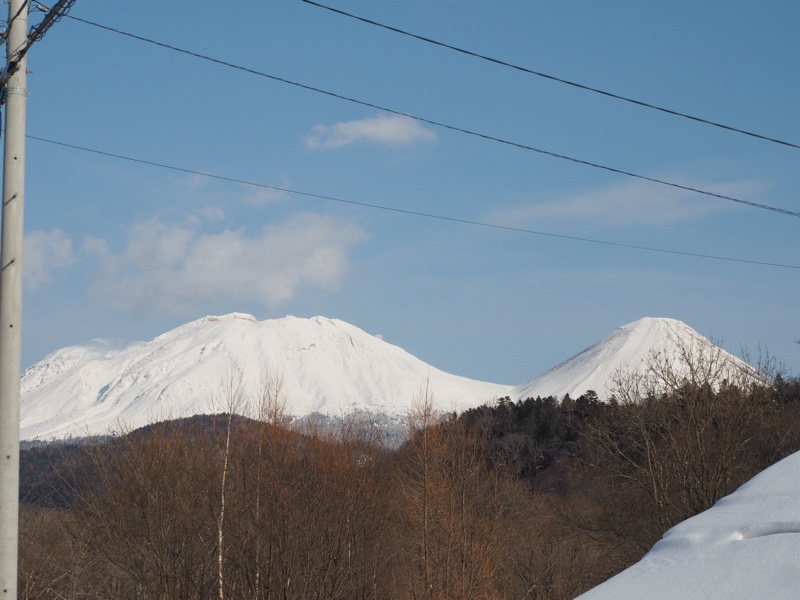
[15, 0, 800, 384]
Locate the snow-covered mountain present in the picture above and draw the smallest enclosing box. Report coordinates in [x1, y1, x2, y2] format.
[21, 314, 513, 441]
[20, 315, 753, 441]
[513, 317, 752, 401]
[576, 448, 800, 600]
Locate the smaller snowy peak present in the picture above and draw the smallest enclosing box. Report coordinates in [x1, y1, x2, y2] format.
[617, 317, 709, 346]
[514, 318, 749, 401]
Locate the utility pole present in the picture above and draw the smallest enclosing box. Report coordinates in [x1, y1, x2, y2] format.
[0, 0, 75, 594]
[0, 0, 27, 593]
[0, 0, 27, 595]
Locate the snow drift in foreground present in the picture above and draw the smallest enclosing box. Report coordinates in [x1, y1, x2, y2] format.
[21, 314, 512, 441]
[576, 449, 800, 600]
[514, 317, 751, 401]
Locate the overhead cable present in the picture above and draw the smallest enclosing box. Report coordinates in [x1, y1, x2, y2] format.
[0, 0, 75, 105]
[27, 0, 75, 45]
[59, 13, 800, 219]
[301, 0, 800, 152]
[26, 135, 800, 271]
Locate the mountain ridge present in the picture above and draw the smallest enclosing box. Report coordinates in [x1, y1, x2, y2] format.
[20, 313, 512, 441]
[20, 315, 751, 441]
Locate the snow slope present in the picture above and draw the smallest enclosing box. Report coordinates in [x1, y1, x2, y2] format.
[576, 449, 800, 600]
[20, 314, 512, 441]
[514, 317, 750, 401]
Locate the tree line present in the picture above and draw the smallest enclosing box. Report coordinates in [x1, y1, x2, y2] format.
[16, 355, 800, 599]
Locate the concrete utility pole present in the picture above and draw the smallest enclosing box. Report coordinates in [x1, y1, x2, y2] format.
[0, 0, 28, 595]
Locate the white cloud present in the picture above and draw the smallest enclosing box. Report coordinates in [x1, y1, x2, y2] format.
[24, 229, 75, 290]
[168, 171, 293, 209]
[194, 206, 226, 223]
[85, 213, 367, 314]
[304, 113, 437, 150]
[488, 178, 768, 229]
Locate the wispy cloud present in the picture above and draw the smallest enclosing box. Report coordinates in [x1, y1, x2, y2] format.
[304, 113, 437, 150]
[168, 172, 293, 209]
[84, 212, 367, 314]
[24, 229, 75, 290]
[488, 177, 768, 229]
[189, 206, 226, 224]
[241, 180, 292, 207]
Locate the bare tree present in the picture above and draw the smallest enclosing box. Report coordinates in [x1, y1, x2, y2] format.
[209, 368, 248, 600]
[253, 368, 286, 599]
[396, 380, 528, 600]
[587, 341, 778, 535]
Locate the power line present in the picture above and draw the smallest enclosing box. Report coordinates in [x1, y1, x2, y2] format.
[301, 0, 800, 152]
[56, 11, 800, 220]
[27, 0, 76, 45]
[0, 0, 75, 106]
[27, 134, 800, 271]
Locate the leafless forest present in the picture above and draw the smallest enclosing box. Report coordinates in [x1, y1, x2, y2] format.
[17, 361, 800, 599]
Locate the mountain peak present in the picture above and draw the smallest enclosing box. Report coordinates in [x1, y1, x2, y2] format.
[197, 312, 258, 324]
[20, 314, 512, 441]
[20, 315, 752, 441]
[513, 317, 748, 401]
